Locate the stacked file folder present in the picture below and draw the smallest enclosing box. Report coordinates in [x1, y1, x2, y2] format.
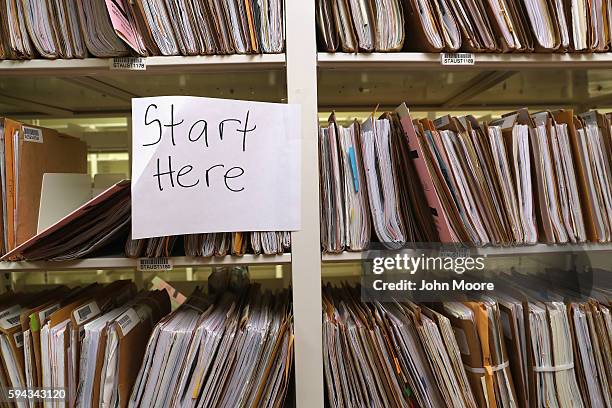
[183, 231, 291, 256]
[126, 231, 290, 258]
[319, 105, 612, 251]
[0, 281, 294, 408]
[1, 179, 291, 261]
[0, 281, 171, 408]
[130, 285, 294, 407]
[0, 118, 87, 256]
[323, 281, 612, 408]
[2, 181, 131, 261]
[0, 0, 284, 60]
[317, 0, 612, 52]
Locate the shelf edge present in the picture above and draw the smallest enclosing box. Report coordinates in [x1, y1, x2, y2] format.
[0, 54, 287, 76]
[317, 52, 612, 70]
[322, 243, 612, 263]
[0, 253, 292, 272]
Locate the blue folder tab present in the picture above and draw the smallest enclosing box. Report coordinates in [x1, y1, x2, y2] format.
[348, 147, 359, 193]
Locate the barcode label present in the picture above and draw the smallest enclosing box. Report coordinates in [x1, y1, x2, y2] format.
[581, 111, 598, 125]
[433, 116, 449, 128]
[22, 126, 43, 143]
[0, 306, 21, 321]
[138, 257, 173, 272]
[38, 304, 59, 324]
[0, 306, 22, 330]
[111, 57, 146, 71]
[116, 309, 139, 336]
[439, 247, 472, 259]
[441, 53, 475, 66]
[117, 314, 133, 332]
[14, 332, 23, 348]
[6, 316, 19, 326]
[73, 301, 101, 326]
[78, 306, 91, 320]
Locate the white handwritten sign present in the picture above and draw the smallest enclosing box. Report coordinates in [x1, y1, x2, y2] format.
[131, 96, 301, 239]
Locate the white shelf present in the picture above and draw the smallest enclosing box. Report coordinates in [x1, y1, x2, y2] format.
[322, 243, 612, 263]
[0, 254, 291, 272]
[317, 52, 612, 111]
[6, 53, 612, 118]
[0, 54, 286, 76]
[318, 52, 612, 70]
[5, 52, 612, 76]
[0, 54, 288, 118]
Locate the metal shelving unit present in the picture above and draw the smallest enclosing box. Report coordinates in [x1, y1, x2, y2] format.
[2, 13, 612, 408]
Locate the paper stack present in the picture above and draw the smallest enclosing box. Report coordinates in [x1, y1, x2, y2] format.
[0, 0, 285, 59]
[319, 105, 612, 248]
[316, 0, 612, 52]
[130, 285, 294, 407]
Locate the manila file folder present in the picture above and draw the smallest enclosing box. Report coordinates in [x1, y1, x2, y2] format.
[14, 124, 87, 248]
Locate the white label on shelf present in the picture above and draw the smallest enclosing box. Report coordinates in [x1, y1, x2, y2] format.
[137, 257, 173, 272]
[441, 53, 475, 66]
[22, 126, 43, 143]
[131, 96, 301, 239]
[111, 57, 147, 71]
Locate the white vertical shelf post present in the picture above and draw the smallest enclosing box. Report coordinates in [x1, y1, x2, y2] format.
[285, 1, 325, 408]
[127, 116, 144, 288]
